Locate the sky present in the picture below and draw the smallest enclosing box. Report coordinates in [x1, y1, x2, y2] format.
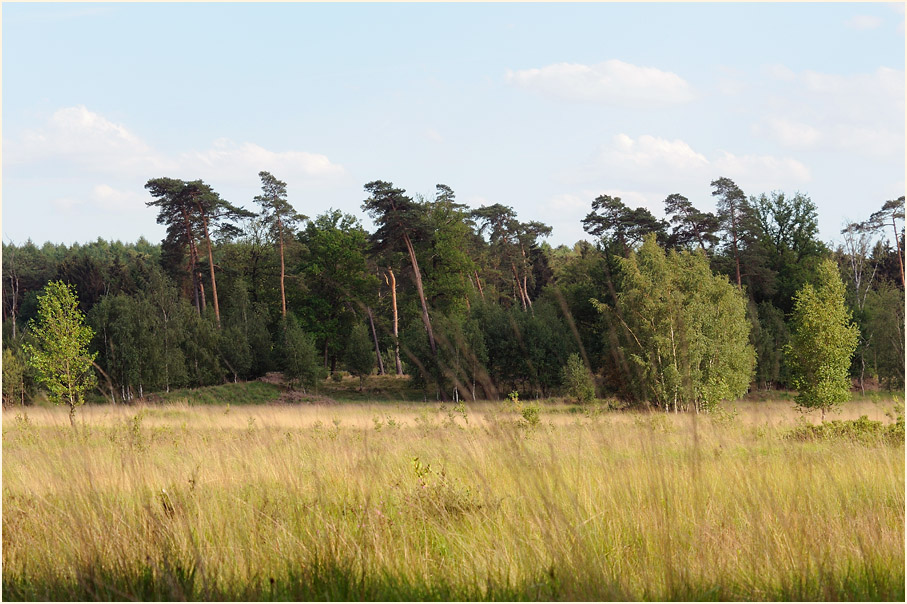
[2, 2, 904, 248]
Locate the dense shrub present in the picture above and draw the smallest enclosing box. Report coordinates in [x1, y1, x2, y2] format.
[561, 353, 595, 404]
[786, 413, 904, 445]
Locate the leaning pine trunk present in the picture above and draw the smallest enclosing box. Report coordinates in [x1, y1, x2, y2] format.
[403, 234, 437, 355]
[367, 306, 385, 375]
[199, 212, 221, 327]
[278, 215, 287, 318]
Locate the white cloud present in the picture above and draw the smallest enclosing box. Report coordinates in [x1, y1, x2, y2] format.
[505, 59, 695, 107]
[757, 117, 822, 148]
[11, 105, 173, 173]
[716, 66, 748, 96]
[425, 128, 444, 143]
[51, 196, 84, 213]
[762, 64, 797, 82]
[8, 106, 347, 185]
[91, 184, 147, 211]
[571, 133, 810, 192]
[607, 133, 709, 172]
[547, 193, 589, 211]
[755, 66, 905, 157]
[845, 15, 883, 30]
[180, 138, 346, 184]
[711, 152, 811, 190]
[49, 184, 150, 215]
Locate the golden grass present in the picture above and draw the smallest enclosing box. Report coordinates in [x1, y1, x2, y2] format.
[3, 398, 904, 601]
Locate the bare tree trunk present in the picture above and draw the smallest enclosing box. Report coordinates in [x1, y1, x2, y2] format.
[522, 273, 533, 310]
[198, 274, 207, 311]
[511, 262, 528, 311]
[199, 213, 221, 327]
[385, 269, 403, 375]
[518, 244, 534, 310]
[731, 205, 742, 289]
[474, 270, 485, 301]
[403, 234, 436, 355]
[367, 306, 385, 375]
[8, 272, 19, 339]
[179, 205, 203, 315]
[892, 217, 905, 288]
[278, 216, 287, 317]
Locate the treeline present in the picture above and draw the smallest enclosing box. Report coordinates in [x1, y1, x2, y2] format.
[2, 172, 904, 407]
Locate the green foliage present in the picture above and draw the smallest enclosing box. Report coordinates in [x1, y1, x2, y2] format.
[785, 259, 860, 418]
[297, 210, 377, 369]
[786, 415, 904, 445]
[422, 185, 478, 315]
[22, 281, 97, 424]
[864, 280, 905, 390]
[561, 353, 595, 404]
[279, 315, 322, 390]
[519, 402, 541, 428]
[582, 194, 667, 251]
[2, 347, 26, 406]
[155, 381, 282, 406]
[604, 235, 755, 412]
[747, 191, 826, 312]
[401, 312, 490, 400]
[183, 310, 224, 387]
[471, 299, 572, 398]
[749, 300, 790, 389]
[344, 323, 375, 389]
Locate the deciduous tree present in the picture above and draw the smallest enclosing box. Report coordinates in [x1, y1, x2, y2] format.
[23, 281, 97, 426]
[600, 235, 755, 412]
[785, 259, 860, 420]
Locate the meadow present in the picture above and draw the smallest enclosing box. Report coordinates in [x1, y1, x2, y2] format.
[2, 391, 904, 601]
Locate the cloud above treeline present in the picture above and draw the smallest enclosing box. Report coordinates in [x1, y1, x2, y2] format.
[505, 59, 696, 107]
[7, 105, 347, 213]
[753, 65, 905, 158]
[569, 133, 811, 193]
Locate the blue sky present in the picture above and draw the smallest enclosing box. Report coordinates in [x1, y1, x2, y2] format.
[3, 2, 904, 248]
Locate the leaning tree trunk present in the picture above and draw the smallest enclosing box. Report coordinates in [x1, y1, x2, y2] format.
[511, 262, 528, 311]
[385, 268, 404, 375]
[278, 215, 288, 318]
[199, 213, 221, 327]
[402, 234, 437, 356]
[178, 205, 203, 314]
[367, 306, 385, 375]
[730, 204, 742, 289]
[891, 216, 905, 288]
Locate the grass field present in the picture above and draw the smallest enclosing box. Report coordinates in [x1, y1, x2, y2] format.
[2, 395, 904, 601]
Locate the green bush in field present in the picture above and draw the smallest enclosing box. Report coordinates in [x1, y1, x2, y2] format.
[785, 259, 860, 420]
[786, 414, 904, 445]
[561, 353, 595, 404]
[344, 323, 374, 391]
[23, 281, 97, 426]
[278, 314, 322, 391]
[599, 235, 755, 413]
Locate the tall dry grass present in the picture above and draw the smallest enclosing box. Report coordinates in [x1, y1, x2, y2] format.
[3, 399, 904, 600]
